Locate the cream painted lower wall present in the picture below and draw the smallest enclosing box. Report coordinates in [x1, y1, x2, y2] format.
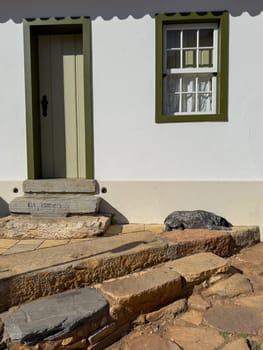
[98, 180, 263, 240]
[0, 181, 23, 217]
[1, 180, 263, 240]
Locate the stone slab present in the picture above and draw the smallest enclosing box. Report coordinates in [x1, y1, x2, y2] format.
[229, 226, 260, 249]
[163, 325, 225, 350]
[9, 194, 100, 216]
[0, 231, 168, 311]
[97, 264, 182, 316]
[233, 294, 263, 309]
[23, 179, 96, 194]
[4, 288, 109, 343]
[204, 305, 263, 335]
[165, 252, 230, 284]
[221, 339, 250, 350]
[123, 333, 182, 350]
[202, 273, 253, 298]
[3, 240, 44, 255]
[188, 294, 211, 311]
[146, 298, 186, 323]
[162, 228, 232, 259]
[0, 215, 111, 239]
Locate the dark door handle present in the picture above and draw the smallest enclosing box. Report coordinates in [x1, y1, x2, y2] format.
[41, 95, 48, 117]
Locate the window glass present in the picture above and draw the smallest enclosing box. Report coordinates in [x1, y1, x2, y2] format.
[167, 50, 180, 69]
[199, 29, 213, 47]
[167, 30, 180, 48]
[199, 49, 213, 67]
[183, 30, 197, 47]
[183, 49, 196, 68]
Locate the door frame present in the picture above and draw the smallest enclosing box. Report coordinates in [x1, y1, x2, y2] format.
[23, 17, 94, 179]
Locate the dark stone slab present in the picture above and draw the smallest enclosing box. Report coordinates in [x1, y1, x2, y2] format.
[4, 288, 109, 344]
[164, 210, 232, 231]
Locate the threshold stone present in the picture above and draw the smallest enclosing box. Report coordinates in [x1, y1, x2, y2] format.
[0, 214, 111, 239]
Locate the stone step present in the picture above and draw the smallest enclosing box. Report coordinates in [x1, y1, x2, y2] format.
[97, 252, 229, 319]
[23, 178, 97, 194]
[9, 194, 100, 216]
[0, 231, 168, 312]
[2, 288, 110, 349]
[1, 252, 230, 350]
[0, 214, 111, 239]
[161, 226, 260, 259]
[0, 227, 259, 312]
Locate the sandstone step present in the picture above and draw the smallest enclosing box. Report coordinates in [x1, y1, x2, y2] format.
[166, 252, 230, 285]
[23, 178, 96, 194]
[0, 231, 168, 312]
[9, 194, 100, 216]
[97, 265, 182, 319]
[0, 251, 232, 350]
[3, 288, 109, 348]
[0, 214, 111, 239]
[161, 226, 260, 259]
[96, 252, 229, 323]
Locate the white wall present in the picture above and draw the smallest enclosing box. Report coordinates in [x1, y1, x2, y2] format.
[93, 13, 263, 179]
[1, 1, 263, 231]
[0, 21, 26, 180]
[1, 2, 263, 181]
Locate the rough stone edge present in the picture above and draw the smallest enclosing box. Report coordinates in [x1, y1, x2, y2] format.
[0, 243, 169, 312]
[0, 214, 111, 239]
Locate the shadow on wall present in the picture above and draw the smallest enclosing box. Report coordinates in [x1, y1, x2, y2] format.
[0, 197, 9, 217]
[0, 0, 263, 22]
[100, 199, 129, 224]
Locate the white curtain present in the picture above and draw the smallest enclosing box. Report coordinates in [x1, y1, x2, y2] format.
[164, 74, 212, 114]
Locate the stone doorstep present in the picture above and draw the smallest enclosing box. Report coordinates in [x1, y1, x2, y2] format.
[0, 215, 111, 239]
[9, 194, 100, 216]
[23, 179, 97, 194]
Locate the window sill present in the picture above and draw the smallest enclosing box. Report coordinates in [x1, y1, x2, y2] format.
[155, 113, 228, 123]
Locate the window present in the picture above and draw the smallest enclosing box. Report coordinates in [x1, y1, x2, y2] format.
[156, 12, 229, 123]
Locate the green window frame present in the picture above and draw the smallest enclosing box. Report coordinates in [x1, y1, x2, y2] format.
[156, 11, 229, 123]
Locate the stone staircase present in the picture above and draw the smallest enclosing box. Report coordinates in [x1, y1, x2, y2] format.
[0, 179, 111, 239]
[2, 252, 230, 350]
[0, 226, 260, 349]
[10, 179, 100, 217]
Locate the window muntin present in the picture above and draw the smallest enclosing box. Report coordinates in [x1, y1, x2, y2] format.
[163, 23, 218, 115]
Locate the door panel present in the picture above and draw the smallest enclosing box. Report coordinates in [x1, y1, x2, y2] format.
[38, 34, 86, 179]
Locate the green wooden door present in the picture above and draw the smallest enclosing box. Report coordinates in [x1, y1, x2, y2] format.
[38, 34, 86, 178]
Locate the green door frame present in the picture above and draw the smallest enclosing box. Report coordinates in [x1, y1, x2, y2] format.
[23, 17, 94, 179]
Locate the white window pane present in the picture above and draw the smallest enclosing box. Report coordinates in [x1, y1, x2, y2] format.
[183, 30, 197, 47]
[167, 30, 180, 49]
[199, 49, 213, 67]
[199, 29, 213, 47]
[198, 93, 212, 112]
[167, 50, 180, 69]
[198, 76, 212, 92]
[182, 76, 196, 92]
[183, 49, 197, 68]
[182, 94, 195, 112]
